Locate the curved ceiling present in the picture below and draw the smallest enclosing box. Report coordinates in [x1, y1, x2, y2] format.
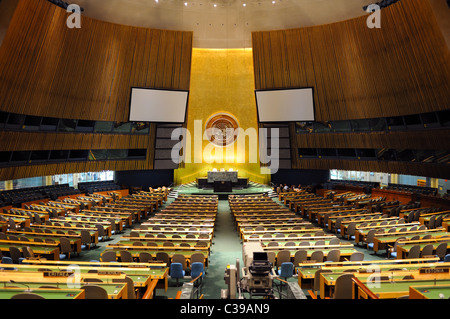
[74, 0, 371, 48]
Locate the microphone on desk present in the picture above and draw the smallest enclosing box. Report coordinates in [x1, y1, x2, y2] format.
[9, 280, 32, 292]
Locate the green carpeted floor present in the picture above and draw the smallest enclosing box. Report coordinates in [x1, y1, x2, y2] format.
[196, 200, 243, 298]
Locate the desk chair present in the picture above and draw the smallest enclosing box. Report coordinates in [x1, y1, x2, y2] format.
[275, 250, 291, 271]
[8, 218, 19, 231]
[172, 254, 187, 271]
[428, 216, 436, 229]
[139, 252, 153, 263]
[95, 224, 106, 241]
[170, 262, 185, 287]
[100, 251, 117, 262]
[59, 237, 73, 260]
[330, 238, 340, 245]
[349, 251, 364, 261]
[325, 249, 341, 263]
[113, 276, 136, 299]
[333, 273, 354, 299]
[120, 250, 133, 262]
[191, 262, 205, 279]
[277, 262, 294, 297]
[365, 229, 377, 249]
[408, 245, 421, 259]
[308, 269, 332, 299]
[419, 244, 434, 258]
[278, 262, 294, 280]
[387, 237, 406, 259]
[293, 250, 307, 268]
[9, 246, 24, 264]
[80, 230, 93, 250]
[82, 284, 109, 299]
[346, 223, 357, 240]
[310, 250, 324, 263]
[11, 293, 46, 299]
[436, 242, 448, 260]
[156, 252, 170, 265]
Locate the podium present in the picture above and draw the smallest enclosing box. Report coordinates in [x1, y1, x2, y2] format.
[213, 181, 233, 192]
[207, 171, 238, 183]
[197, 171, 248, 192]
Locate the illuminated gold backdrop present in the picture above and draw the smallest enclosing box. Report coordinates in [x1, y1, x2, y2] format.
[174, 49, 270, 185]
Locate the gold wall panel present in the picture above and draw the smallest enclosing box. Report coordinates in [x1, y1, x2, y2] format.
[174, 48, 270, 185]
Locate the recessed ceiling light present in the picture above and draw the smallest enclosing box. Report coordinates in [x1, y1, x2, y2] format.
[213, 3, 217, 7]
[272, 0, 276, 3]
[155, 0, 158, 3]
[243, 3, 246, 6]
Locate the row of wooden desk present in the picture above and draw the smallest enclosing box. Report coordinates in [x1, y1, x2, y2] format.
[0, 190, 172, 299]
[282, 188, 450, 299]
[230, 194, 360, 266]
[297, 257, 450, 299]
[0, 191, 168, 263]
[0, 259, 169, 299]
[101, 194, 218, 269]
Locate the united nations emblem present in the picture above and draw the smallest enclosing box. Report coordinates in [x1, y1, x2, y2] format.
[205, 113, 239, 147]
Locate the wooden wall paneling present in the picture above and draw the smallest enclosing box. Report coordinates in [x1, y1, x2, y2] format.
[171, 32, 183, 89]
[162, 30, 176, 88]
[294, 129, 450, 150]
[251, 0, 450, 121]
[251, 33, 262, 90]
[180, 32, 193, 91]
[154, 30, 168, 88]
[146, 29, 161, 89]
[111, 26, 138, 122]
[0, 131, 149, 151]
[0, 0, 193, 122]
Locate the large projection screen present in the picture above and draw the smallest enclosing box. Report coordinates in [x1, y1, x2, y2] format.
[129, 88, 188, 123]
[255, 88, 315, 122]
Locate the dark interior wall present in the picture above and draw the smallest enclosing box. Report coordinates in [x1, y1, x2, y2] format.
[115, 170, 174, 190]
[271, 169, 330, 187]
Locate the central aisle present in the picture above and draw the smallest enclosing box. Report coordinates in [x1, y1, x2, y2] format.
[201, 199, 243, 299]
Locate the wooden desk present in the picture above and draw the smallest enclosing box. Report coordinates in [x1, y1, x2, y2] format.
[265, 247, 358, 262]
[0, 243, 60, 260]
[372, 230, 449, 254]
[397, 240, 450, 259]
[352, 270, 450, 299]
[242, 230, 324, 241]
[296, 258, 441, 289]
[9, 228, 98, 247]
[409, 284, 450, 299]
[6, 262, 169, 296]
[0, 287, 84, 299]
[102, 249, 209, 267]
[107, 242, 210, 251]
[319, 263, 450, 299]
